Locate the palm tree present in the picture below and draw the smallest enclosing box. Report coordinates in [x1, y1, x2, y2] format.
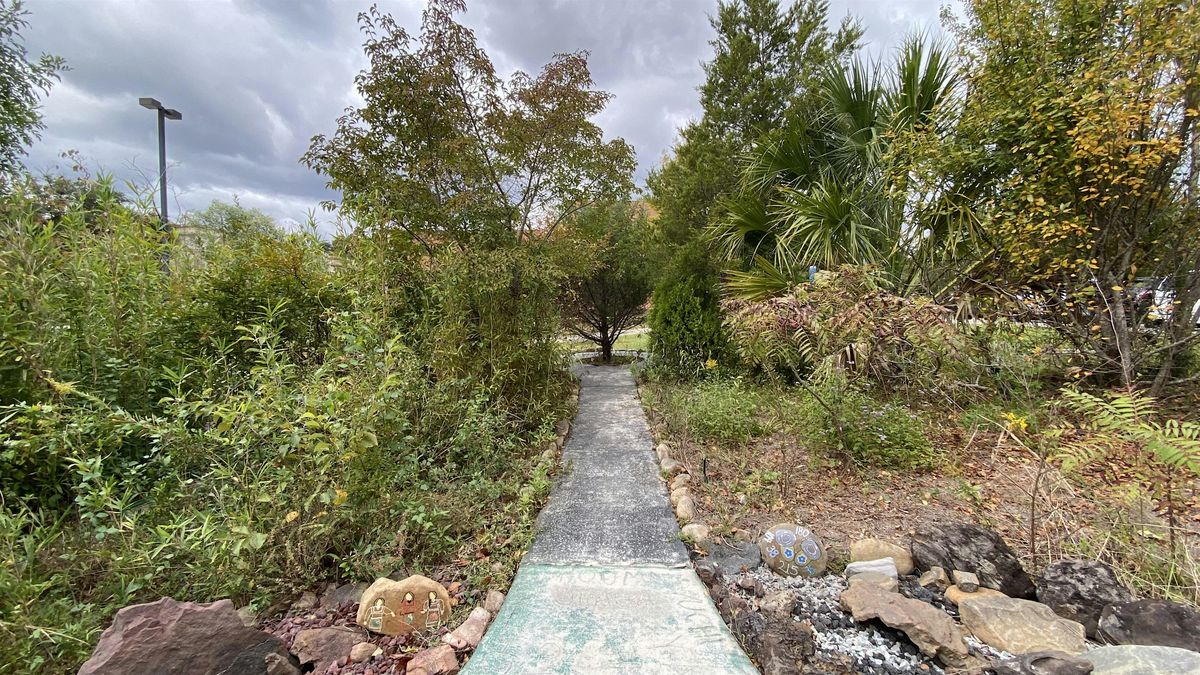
[712, 34, 975, 300]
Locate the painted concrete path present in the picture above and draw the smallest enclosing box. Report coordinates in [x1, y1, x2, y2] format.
[464, 366, 757, 674]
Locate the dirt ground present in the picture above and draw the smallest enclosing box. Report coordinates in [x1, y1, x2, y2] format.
[642, 391, 1200, 590]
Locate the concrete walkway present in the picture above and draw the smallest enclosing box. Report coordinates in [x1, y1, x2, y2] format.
[464, 366, 756, 674]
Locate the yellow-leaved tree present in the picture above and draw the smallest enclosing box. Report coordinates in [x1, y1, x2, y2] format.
[949, 0, 1200, 393]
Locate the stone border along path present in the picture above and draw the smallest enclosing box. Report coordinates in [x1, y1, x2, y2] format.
[464, 365, 757, 674]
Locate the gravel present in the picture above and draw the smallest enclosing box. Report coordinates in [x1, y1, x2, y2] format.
[740, 568, 946, 674]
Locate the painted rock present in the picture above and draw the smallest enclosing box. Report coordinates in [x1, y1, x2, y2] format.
[758, 523, 826, 577]
[356, 575, 451, 636]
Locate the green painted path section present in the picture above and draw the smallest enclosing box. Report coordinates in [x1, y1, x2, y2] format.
[463, 366, 757, 674]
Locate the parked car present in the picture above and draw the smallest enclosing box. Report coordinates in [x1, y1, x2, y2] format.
[1132, 277, 1200, 326]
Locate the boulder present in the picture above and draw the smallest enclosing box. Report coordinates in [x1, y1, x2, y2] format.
[676, 495, 697, 521]
[292, 627, 366, 672]
[844, 558, 898, 580]
[919, 566, 950, 590]
[1096, 599, 1200, 651]
[759, 523, 826, 577]
[318, 581, 368, 610]
[290, 591, 318, 612]
[407, 644, 460, 675]
[959, 596, 1086, 655]
[694, 559, 722, 586]
[78, 598, 299, 675]
[850, 539, 914, 575]
[840, 577, 969, 667]
[681, 522, 711, 542]
[655, 442, 671, 462]
[670, 486, 690, 506]
[1037, 560, 1133, 638]
[944, 585, 1005, 606]
[953, 570, 980, 592]
[483, 590, 506, 614]
[760, 590, 797, 617]
[1085, 645, 1200, 674]
[670, 473, 691, 491]
[236, 606, 257, 628]
[442, 607, 491, 650]
[356, 575, 452, 636]
[738, 591, 816, 675]
[706, 539, 762, 577]
[661, 458, 683, 475]
[910, 522, 1036, 598]
[851, 571, 899, 593]
[992, 650, 1094, 675]
[349, 642, 377, 664]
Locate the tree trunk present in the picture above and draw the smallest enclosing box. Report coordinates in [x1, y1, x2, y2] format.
[601, 335, 614, 363]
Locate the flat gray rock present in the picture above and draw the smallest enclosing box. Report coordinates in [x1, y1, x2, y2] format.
[706, 540, 762, 577]
[1086, 645, 1200, 674]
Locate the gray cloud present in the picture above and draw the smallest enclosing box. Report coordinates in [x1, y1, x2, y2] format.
[24, 0, 941, 236]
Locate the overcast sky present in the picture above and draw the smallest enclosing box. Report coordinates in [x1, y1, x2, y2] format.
[23, 0, 944, 236]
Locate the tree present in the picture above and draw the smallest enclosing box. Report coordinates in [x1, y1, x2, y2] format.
[562, 202, 657, 362]
[648, 241, 729, 377]
[303, 0, 635, 251]
[712, 35, 970, 300]
[647, 0, 861, 244]
[0, 1, 63, 177]
[948, 0, 1200, 392]
[184, 199, 276, 239]
[699, 0, 861, 141]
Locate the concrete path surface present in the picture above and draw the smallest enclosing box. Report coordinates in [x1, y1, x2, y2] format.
[463, 366, 757, 674]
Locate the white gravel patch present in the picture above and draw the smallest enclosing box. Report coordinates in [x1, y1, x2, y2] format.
[740, 569, 947, 674]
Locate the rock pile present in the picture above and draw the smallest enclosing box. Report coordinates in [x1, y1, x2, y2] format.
[77, 576, 506, 675]
[693, 521, 1200, 675]
[658, 442, 713, 542]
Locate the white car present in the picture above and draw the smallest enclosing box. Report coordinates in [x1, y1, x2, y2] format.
[1135, 277, 1200, 326]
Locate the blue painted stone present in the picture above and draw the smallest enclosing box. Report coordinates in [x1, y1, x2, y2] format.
[759, 523, 826, 577]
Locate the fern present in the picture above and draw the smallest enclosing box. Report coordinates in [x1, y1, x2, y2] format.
[1058, 387, 1200, 553]
[1058, 388, 1200, 474]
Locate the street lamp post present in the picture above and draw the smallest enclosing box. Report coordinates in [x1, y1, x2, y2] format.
[138, 97, 182, 226]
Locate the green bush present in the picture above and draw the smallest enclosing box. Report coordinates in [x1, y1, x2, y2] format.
[428, 243, 574, 424]
[174, 219, 346, 372]
[0, 176, 182, 412]
[655, 378, 764, 444]
[789, 375, 938, 470]
[647, 241, 728, 378]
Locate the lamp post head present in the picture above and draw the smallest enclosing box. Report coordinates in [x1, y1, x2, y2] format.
[139, 97, 161, 110]
[163, 109, 182, 121]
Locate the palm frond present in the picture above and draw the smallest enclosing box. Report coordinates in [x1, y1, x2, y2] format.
[723, 255, 800, 301]
[889, 34, 959, 132]
[773, 177, 881, 269]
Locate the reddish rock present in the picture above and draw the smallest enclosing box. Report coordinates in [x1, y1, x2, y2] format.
[293, 626, 367, 672]
[349, 641, 377, 663]
[483, 590, 505, 614]
[78, 597, 299, 675]
[441, 608, 491, 650]
[406, 644, 460, 674]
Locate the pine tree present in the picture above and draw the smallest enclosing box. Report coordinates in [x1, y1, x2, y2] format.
[648, 0, 861, 243]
